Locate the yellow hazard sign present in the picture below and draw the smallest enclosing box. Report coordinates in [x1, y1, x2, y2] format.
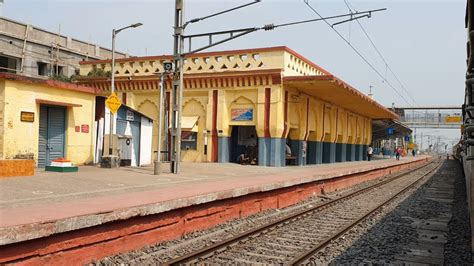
[105, 92, 122, 115]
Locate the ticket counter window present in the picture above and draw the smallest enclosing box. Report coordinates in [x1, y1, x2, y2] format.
[181, 131, 197, 150]
[179, 116, 199, 151]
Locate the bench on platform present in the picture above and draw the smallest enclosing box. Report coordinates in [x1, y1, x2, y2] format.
[286, 156, 297, 166]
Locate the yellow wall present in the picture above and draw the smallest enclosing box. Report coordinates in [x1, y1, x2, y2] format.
[134, 92, 159, 160]
[336, 108, 348, 144]
[182, 94, 208, 162]
[118, 84, 374, 164]
[2, 80, 95, 165]
[0, 80, 4, 159]
[285, 89, 371, 146]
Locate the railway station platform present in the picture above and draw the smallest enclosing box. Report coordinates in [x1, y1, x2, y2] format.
[0, 156, 430, 265]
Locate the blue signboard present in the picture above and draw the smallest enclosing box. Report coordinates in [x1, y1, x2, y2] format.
[387, 128, 394, 135]
[404, 136, 410, 141]
[231, 108, 253, 121]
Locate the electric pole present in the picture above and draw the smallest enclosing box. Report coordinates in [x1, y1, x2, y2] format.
[167, 0, 385, 174]
[171, 0, 185, 174]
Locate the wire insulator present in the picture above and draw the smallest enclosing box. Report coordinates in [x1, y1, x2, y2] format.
[263, 24, 275, 31]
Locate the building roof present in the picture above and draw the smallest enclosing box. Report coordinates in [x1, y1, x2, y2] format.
[283, 75, 399, 120]
[79, 46, 331, 76]
[0, 73, 97, 94]
[77, 46, 398, 120]
[372, 119, 412, 141]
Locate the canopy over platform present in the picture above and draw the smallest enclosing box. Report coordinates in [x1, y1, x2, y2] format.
[372, 119, 412, 141]
[283, 75, 398, 120]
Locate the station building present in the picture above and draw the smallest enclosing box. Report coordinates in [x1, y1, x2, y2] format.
[0, 73, 97, 167]
[78, 46, 399, 167]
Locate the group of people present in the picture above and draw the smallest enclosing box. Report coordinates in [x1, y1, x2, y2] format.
[368, 146, 412, 161]
[237, 145, 258, 165]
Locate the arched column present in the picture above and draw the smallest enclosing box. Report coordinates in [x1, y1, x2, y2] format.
[322, 104, 337, 164]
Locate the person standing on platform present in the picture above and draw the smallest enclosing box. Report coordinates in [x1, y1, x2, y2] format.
[367, 146, 373, 161]
[412, 149, 416, 157]
[395, 147, 401, 160]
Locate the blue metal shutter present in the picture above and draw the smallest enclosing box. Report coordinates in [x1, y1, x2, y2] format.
[46, 107, 66, 165]
[37, 106, 48, 167]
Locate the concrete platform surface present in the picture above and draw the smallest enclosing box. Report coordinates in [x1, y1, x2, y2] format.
[0, 156, 429, 245]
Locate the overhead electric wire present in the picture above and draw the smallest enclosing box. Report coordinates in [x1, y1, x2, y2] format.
[303, 0, 412, 106]
[343, 0, 418, 106]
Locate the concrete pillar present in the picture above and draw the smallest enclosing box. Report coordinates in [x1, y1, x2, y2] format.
[290, 140, 306, 166]
[362, 145, 368, 160]
[258, 138, 270, 166]
[217, 137, 230, 163]
[336, 143, 347, 162]
[355, 144, 363, 161]
[307, 141, 323, 164]
[270, 138, 285, 167]
[322, 142, 336, 164]
[258, 138, 285, 167]
[347, 144, 356, 161]
[346, 144, 352, 161]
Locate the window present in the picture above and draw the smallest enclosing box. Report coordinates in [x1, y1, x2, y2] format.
[0, 55, 18, 73]
[52, 65, 64, 76]
[37, 62, 48, 76]
[181, 131, 197, 150]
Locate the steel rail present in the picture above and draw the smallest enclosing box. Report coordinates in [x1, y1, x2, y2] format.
[288, 161, 442, 265]
[164, 160, 436, 265]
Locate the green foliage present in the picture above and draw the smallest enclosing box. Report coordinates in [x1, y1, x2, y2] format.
[49, 74, 77, 83]
[86, 68, 112, 78]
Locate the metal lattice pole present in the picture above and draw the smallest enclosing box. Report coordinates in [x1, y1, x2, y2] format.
[171, 0, 185, 174]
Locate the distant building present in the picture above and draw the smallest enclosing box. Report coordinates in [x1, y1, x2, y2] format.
[0, 17, 127, 79]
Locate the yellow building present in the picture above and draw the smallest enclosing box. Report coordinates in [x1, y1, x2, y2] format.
[78, 46, 398, 167]
[0, 73, 96, 167]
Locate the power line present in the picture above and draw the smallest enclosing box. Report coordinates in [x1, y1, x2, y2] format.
[343, 0, 418, 105]
[302, 0, 412, 106]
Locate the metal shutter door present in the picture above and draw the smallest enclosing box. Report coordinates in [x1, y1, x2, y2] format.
[37, 106, 48, 167]
[46, 107, 65, 165]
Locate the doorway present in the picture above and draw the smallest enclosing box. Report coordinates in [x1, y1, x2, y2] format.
[38, 106, 66, 167]
[230, 126, 258, 164]
[116, 120, 141, 167]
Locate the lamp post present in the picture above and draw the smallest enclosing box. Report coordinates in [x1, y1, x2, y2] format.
[108, 22, 143, 156]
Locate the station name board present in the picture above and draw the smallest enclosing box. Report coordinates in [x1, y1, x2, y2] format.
[231, 108, 253, 121]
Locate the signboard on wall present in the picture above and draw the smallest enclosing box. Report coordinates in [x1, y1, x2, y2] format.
[20, 111, 34, 122]
[231, 108, 253, 121]
[126, 110, 135, 121]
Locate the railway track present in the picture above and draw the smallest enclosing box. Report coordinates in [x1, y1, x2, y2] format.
[164, 160, 441, 265]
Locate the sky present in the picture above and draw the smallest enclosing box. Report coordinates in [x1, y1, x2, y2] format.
[1, 0, 465, 147]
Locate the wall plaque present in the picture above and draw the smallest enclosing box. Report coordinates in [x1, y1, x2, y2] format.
[20, 111, 34, 122]
[81, 124, 89, 133]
